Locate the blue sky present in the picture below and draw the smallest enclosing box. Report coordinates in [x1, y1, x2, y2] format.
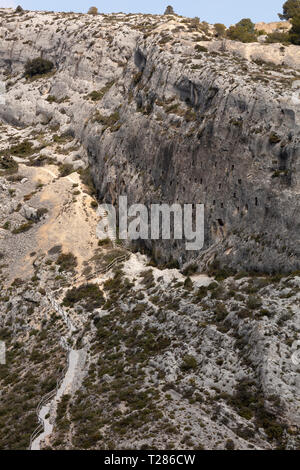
[0, 0, 286, 26]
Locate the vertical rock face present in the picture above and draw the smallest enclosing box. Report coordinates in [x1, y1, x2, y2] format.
[1, 10, 300, 452]
[0, 9, 299, 272]
[86, 44, 300, 274]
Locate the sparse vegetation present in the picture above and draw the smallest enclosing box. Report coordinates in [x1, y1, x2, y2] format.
[79, 167, 96, 196]
[56, 253, 77, 272]
[9, 140, 34, 158]
[58, 163, 74, 177]
[93, 110, 120, 131]
[0, 6, 298, 452]
[0, 155, 18, 175]
[265, 31, 291, 44]
[269, 132, 281, 144]
[12, 221, 34, 234]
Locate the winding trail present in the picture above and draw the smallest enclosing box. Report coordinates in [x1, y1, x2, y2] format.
[30, 294, 81, 450]
[30, 209, 131, 450]
[31, 349, 80, 450]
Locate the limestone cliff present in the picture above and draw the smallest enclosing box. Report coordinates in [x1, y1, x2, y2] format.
[0, 8, 299, 273]
[1, 9, 300, 451]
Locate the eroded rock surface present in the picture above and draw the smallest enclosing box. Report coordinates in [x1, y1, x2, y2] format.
[0, 8, 299, 272]
[0, 8, 300, 451]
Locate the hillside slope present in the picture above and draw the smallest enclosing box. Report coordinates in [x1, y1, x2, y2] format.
[0, 9, 300, 451]
[0, 8, 299, 272]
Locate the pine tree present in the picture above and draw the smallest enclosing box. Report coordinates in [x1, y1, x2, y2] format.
[88, 6, 98, 15]
[227, 18, 257, 43]
[279, 0, 300, 20]
[289, 14, 300, 43]
[164, 5, 175, 15]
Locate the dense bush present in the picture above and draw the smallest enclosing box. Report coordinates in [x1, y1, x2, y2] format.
[225, 439, 235, 450]
[0, 155, 18, 174]
[56, 252, 77, 272]
[87, 6, 98, 15]
[63, 283, 104, 310]
[190, 17, 200, 28]
[24, 57, 54, 78]
[227, 18, 258, 43]
[214, 23, 227, 37]
[9, 140, 34, 157]
[181, 355, 198, 371]
[164, 5, 175, 15]
[265, 30, 291, 43]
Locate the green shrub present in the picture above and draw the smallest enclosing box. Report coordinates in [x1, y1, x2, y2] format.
[59, 164, 74, 177]
[25, 57, 54, 78]
[46, 95, 69, 104]
[88, 6, 98, 15]
[0, 155, 18, 174]
[53, 133, 73, 144]
[227, 18, 258, 43]
[265, 31, 290, 44]
[184, 277, 193, 291]
[56, 253, 77, 272]
[181, 355, 198, 371]
[194, 44, 208, 53]
[132, 71, 142, 85]
[9, 140, 34, 157]
[79, 167, 96, 196]
[12, 221, 34, 234]
[208, 260, 235, 281]
[164, 5, 175, 15]
[225, 439, 235, 450]
[87, 90, 104, 101]
[246, 295, 263, 310]
[93, 110, 120, 131]
[86, 81, 114, 101]
[140, 270, 155, 289]
[214, 303, 228, 322]
[214, 23, 227, 37]
[63, 283, 104, 310]
[182, 262, 198, 276]
[98, 238, 111, 247]
[2, 221, 10, 230]
[269, 132, 281, 144]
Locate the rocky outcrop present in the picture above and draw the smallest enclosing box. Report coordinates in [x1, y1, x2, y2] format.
[0, 9, 299, 273]
[255, 20, 291, 34]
